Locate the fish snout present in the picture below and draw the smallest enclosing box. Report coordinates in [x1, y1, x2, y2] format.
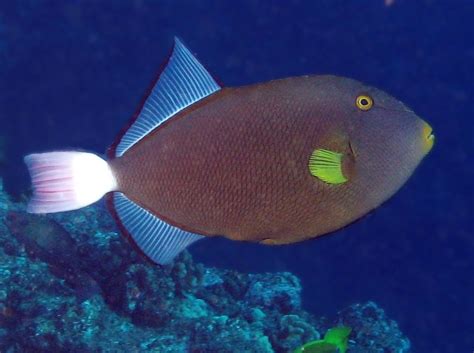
[421, 121, 435, 154]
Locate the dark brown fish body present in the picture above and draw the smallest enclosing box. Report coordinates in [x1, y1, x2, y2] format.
[24, 39, 434, 264]
[111, 76, 390, 244]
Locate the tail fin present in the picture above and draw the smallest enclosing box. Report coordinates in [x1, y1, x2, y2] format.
[24, 151, 117, 214]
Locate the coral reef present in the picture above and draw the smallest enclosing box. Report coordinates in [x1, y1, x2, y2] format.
[334, 302, 411, 353]
[0, 177, 411, 352]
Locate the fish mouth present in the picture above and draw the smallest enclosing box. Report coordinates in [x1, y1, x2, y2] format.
[422, 122, 435, 153]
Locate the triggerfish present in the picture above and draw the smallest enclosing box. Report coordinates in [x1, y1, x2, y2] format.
[24, 38, 434, 264]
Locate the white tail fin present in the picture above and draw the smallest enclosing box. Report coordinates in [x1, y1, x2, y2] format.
[24, 151, 117, 214]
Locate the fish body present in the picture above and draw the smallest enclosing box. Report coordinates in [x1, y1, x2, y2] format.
[111, 76, 426, 244]
[111, 77, 353, 244]
[24, 39, 434, 264]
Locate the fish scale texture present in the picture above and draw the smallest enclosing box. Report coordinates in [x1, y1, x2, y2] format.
[111, 76, 372, 244]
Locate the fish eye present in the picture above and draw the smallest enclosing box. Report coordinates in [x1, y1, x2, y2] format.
[355, 95, 373, 111]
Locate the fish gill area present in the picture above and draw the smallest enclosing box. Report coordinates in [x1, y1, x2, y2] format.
[0, 177, 410, 353]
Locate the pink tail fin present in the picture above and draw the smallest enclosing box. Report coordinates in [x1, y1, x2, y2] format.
[24, 151, 117, 214]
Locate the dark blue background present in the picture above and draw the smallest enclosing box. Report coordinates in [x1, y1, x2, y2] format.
[1, 1, 472, 353]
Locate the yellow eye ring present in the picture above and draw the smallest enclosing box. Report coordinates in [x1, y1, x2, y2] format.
[356, 95, 374, 111]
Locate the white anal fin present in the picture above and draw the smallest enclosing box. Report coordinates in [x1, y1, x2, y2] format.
[115, 37, 221, 157]
[112, 192, 203, 265]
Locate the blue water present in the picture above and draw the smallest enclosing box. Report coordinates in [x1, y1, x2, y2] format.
[1, 1, 472, 352]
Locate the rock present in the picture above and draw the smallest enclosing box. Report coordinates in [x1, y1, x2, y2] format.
[245, 272, 302, 313]
[331, 301, 411, 353]
[272, 314, 320, 353]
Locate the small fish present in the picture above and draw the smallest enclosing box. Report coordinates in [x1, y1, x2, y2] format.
[24, 38, 434, 264]
[294, 326, 352, 353]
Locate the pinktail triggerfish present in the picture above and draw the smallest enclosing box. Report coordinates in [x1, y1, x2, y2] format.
[24, 38, 434, 264]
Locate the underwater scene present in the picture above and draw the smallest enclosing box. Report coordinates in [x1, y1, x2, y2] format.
[0, 1, 472, 353]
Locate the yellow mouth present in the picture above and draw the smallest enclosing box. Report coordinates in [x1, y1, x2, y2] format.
[422, 122, 435, 154]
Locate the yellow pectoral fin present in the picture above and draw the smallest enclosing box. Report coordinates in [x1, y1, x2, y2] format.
[308, 149, 348, 184]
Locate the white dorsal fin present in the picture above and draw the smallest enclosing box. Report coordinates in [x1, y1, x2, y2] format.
[113, 192, 203, 265]
[115, 38, 221, 157]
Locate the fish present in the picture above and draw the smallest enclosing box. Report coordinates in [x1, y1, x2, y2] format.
[293, 326, 351, 353]
[24, 38, 435, 265]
